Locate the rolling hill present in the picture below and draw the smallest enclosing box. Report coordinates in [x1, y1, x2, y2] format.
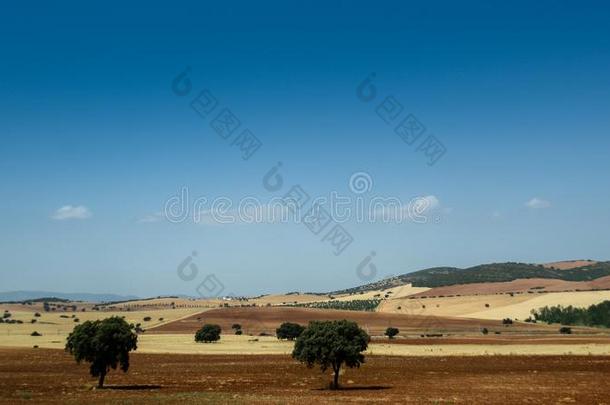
[332, 260, 610, 294]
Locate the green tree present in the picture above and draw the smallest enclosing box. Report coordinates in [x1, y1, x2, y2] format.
[385, 327, 399, 339]
[65, 316, 138, 388]
[292, 320, 369, 389]
[195, 324, 221, 343]
[276, 322, 305, 340]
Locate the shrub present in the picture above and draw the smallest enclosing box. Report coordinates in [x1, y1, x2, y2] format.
[276, 322, 305, 340]
[158, 318, 164, 321]
[195, 324, 221, 343]
[143, 316, 152, 322]
[3, 312, 11, 319]
[235, 329, 243, 335]
[385, 327, 399, 339]
[502, 318, 513, 325]
[559, 327, 572, 334]
[74, 318, 80, 322]
[30, 331, 42, 337]
[481, 328, 489, 335]
[31, 319, 37, 323]
[34, 313, 41, 317]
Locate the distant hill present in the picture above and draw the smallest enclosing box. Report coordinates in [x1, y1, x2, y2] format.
[0, 291, 139, 303]
[332, 261, 610, 294]
[542, 260, 597, 270]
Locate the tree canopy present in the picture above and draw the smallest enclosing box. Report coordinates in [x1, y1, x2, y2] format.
[292, 320, 369, 389]
[65, 316, 138, 388]
[276, 322, 305, 340]
[195, 324, 221, 343]
[532, 301, 610, 327]
[385, 327, 399, 339]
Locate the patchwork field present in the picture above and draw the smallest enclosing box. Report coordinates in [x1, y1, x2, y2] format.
[5, 302, 609, 357]
[2, 349, 610, 404]
[148, 306, 555, 336]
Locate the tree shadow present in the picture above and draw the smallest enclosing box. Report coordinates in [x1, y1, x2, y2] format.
[313, 385, 391, 391]
[99, 384, 162, 390]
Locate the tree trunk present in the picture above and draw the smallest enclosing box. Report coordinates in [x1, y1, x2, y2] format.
[98, 371, 106, 388]
[332, 365, 340, 390]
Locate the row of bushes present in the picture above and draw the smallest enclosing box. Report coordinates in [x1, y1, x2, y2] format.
[285, 299, 381, 312]
[531, 301, 610, 327]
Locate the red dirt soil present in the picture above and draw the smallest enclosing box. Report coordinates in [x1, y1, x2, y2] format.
[148, 306, 555, 336]
[2, 348, 610, 404]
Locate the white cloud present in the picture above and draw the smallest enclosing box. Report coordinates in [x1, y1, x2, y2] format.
[138, 212, 165, 223]
[371, 195, 442, 223]
[195, 203, 291, 225]
[420, 195, 440, 211]
[525, 197, 551, 209]
[52, 205, 92, 220]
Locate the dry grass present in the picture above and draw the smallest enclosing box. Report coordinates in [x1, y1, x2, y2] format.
[2, 332, 610, 356]
[379, 290, 610, 320]
[543, 260, 597, 269]
[0, 307, 207, 339]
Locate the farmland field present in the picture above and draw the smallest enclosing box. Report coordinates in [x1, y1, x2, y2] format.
[2, 349, 610, 404]
[148, 306, 556, 336]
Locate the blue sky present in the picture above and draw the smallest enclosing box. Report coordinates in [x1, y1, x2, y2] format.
[1, 1, 609, 297]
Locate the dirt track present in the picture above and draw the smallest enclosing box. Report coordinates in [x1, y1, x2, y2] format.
[1, 348, 610, 404]
[148, 306, 554, 336]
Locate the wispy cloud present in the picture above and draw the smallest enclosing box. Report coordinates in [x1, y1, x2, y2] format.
[195, 203, 291, 225]
[138, 212, 165, 223]
[419, 195, 440, 211]
[372, 195, 442, 222]
[52, 205, 92, 220]
[525, 197, 551, 209]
